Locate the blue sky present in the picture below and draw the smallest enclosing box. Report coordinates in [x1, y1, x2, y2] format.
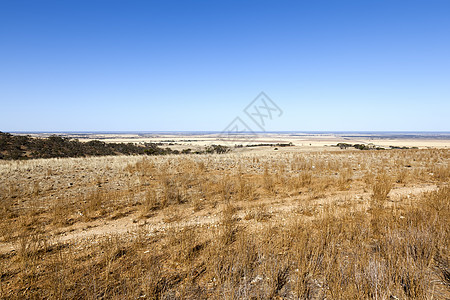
[1, 0, 449, 131]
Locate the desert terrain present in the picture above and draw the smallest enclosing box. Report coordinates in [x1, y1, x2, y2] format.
[0, 133, 449, 299]
[13, 131, 450, 151]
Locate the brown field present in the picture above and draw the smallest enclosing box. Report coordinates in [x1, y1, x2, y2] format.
[0, 144, 449, 299]
[17, 132, 450, 149]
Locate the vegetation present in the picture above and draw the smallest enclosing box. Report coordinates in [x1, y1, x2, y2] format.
[205, 144, 230, 154]
[336, 142, 417, 150]
[235, 142, 294, 148]
[0, 132, 229, 160]
[0, 148, 448, 298]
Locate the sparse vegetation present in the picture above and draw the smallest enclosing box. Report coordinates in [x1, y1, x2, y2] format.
[0, 147, 448, 299]
[236, 142, 294, 148]
[336, 142, 418, 150]
[0, 132, 230, 160]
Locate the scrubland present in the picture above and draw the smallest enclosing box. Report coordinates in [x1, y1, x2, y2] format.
[0, 149, 449, 299]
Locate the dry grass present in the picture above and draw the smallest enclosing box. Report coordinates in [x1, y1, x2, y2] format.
[0, 149, 449, 299]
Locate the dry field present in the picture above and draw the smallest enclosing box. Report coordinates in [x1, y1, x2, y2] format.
[19, 132, 450, 150]
[0, 148, 449, 299]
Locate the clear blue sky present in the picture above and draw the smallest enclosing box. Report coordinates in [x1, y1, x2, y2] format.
[1, 0, 449, 132]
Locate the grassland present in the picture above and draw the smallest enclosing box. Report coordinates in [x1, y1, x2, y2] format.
[0, 147, 449, 299]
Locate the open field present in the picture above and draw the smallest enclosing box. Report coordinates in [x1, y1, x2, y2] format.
[13, 132, 450, 150]
[0, 145, 449, 299]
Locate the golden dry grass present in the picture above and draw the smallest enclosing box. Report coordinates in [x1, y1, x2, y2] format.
[0, 149, 449, 299]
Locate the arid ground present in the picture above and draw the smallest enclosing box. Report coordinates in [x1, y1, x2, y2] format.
[0, 134, 449, 299]
[17, 132, 450, 150]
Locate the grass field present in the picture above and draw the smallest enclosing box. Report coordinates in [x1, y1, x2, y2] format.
[0, 148, 449, 299]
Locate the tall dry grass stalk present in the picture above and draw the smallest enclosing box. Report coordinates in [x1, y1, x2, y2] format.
[371, 172, 393, 208]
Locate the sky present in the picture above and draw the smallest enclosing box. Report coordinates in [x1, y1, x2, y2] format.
[1, 0, 449, 132]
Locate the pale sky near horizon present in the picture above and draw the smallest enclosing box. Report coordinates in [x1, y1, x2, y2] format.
[1, 0, 449, 132]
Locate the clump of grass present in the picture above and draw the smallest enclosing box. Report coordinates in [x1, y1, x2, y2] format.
[301, 171, 313, 187]
[396, 167, 409, 184]
[80, 189, 107, 220]
[31, 181, 40, 198]
[263, 165, 276, 195]
[265, 256, 290, 298]
[244, 204, 271, 222]
[52, 196, 73, 227]
[337, 168, 353, 190]
[218, 175, 235, 202]
[140, 188, 159, 216]
[16, 227, 51, 272]
[0, 196, 14, 221]
[7, 181, 20, 200]
[161, 176, 184, 207]
[219, 203, 238, 246]
[166, 226, 203, 263]
[370, 172, 393, 235]
[432, 164, 450, 182]
[237, 173, 257, 202]
[371, 172, 393, 208]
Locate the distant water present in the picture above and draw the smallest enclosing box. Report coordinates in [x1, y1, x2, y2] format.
[9, 131, 450, 139]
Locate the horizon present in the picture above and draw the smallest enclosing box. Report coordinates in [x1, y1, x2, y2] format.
[1, 0, 449, 132]
[7, 131, 450, 133]
[7, 130, 450, 136]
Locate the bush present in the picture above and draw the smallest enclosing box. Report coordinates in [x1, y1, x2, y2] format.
[0, 132, 200, 160]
